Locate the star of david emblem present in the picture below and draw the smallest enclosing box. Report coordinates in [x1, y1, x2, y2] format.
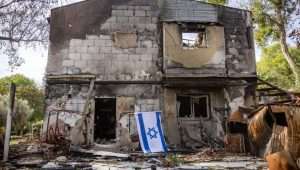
[147, 127, 158, 139]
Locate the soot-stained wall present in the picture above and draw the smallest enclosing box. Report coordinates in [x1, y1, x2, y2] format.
[44, 0, 257, 149]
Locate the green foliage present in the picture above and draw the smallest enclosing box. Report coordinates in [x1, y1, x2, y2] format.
[251, 0, 298, 46]
[199, 0, 227, 5]
[207, 0, 226, 5]
[257, 43, 300, 90]
[0, 95, 33, 134]
[0, 74, 44, 123]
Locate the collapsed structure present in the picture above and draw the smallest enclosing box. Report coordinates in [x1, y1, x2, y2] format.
[43, 0, 257, 150]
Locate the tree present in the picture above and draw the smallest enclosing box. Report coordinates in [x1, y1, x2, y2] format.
[252, 0, 300, 87]
[200, 0, 227, 5]
[257, 43, 300, 90]
[0, 74, 44, 122]
[0, 0, 73, 70]
[0, 95, 33, 135]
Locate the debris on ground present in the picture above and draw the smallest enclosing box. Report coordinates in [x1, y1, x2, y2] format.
[0, 136, 269, 170]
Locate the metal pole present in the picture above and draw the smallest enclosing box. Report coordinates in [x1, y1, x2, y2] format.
[3, 83, 16, 162]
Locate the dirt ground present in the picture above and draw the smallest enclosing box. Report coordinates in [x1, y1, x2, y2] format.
[0, 137, 267, 170]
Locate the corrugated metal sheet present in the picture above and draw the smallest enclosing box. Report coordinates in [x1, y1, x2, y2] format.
[160, 0, 218, 22]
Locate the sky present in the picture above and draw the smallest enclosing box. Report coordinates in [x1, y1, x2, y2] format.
[0, 0, 257, 85]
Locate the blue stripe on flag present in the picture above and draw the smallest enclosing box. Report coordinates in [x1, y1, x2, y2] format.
[156, 112, 168, 152]
[137, 113, 151, 153]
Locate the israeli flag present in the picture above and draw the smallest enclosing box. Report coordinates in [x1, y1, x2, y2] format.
[135, 111, 168, 153]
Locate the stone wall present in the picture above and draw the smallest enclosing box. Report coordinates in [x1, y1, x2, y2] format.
[44, 83, 162, 146]
[44, 0, 257, 148]
[218, 7, 256, 76]
[163, 88, 226, 148]
[61, 4, 161, 81]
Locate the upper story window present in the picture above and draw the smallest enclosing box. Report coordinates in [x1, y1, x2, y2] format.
[176, 95, 210, 119]
[181, 24, 207, 49]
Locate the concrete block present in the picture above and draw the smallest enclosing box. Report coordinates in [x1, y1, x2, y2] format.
[62, 60, 74, 66]
[94, 40, 105, 46]
[106, 16, 116, 23]
[146, 11, 153, 17]
[101, 46, 112, 53]
[147, 48, 158, 55]
[152, 43, 159, 48]
[146, 24, 157, 31]
[136, 6, 151, 11]
[87, 46, 99, 54]
[145, 17, 153, 24]
[69, 46, 78, 53]
[129, 54, 140, 61]
[81, 53, 93, 60]
[82, 40, 94, 46]
[100, 23, 111, 30]
[75, 60, 88, 68]
[229, 48, 239, 56]
[140, 54, 152, 61]
[69, 53, 81, 60]
[78, 46, 88, 53]
[70, 39, 82, 46]
[91, 54, 104, 60]
[112, 5, 128, 10]
[141, 40, 152, 48]
[100, 35, 112, 40]
[135, 10, 146, 17]
[115, 54, 129, 61]
[86, 35, 99, 40]
[116, 16, 129, 23]
[112, 32, 137, 49]
[104, 53, 113, 60]
[151, 17, 158, 23]
[112, 48, 122, 54]
[112, 10, 124, 16]
[137, 24, 146, 30]
[127, 6, 137, 10]
[137, 17, 147, 24]
[128, 17, 138, 24]
[135, 48, 147, 54]
[104, 40, 113, 47]
[124, 10, 134, 17]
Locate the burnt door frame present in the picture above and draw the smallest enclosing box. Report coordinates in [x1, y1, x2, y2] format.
[94, 97, 117, 142]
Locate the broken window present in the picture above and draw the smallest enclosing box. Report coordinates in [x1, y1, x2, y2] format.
[176, 95, 210, 119]
[181, 27, 207, 49]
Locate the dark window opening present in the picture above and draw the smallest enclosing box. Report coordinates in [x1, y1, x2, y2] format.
[193, 97, 208, 118]
[94, 98, 116, 142]
[177, 95, 210, 119]
[177, 96, 191, 117]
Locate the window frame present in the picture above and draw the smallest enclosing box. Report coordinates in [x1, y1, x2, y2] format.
[180, 24, 208, 49]
[176, 94, 211, 120]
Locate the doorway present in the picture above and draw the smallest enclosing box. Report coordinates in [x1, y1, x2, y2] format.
[94, 98, 116, 142]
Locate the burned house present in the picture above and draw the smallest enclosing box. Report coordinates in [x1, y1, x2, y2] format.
[43, 0, 256, 150]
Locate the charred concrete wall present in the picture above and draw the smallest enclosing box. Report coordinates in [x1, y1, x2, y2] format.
[218, 7, 256, 76]
[163, 23, 226, 77]
[164, 88, 226, 149]
[44, 0, 162, 147]
[44, 0, 257, 149]
[160, 0, 256, 77]
[44, 83, 162, 147]
[47, 0, 161, 81]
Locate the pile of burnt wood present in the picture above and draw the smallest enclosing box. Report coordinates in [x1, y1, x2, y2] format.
[225, 104, 300, 170]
